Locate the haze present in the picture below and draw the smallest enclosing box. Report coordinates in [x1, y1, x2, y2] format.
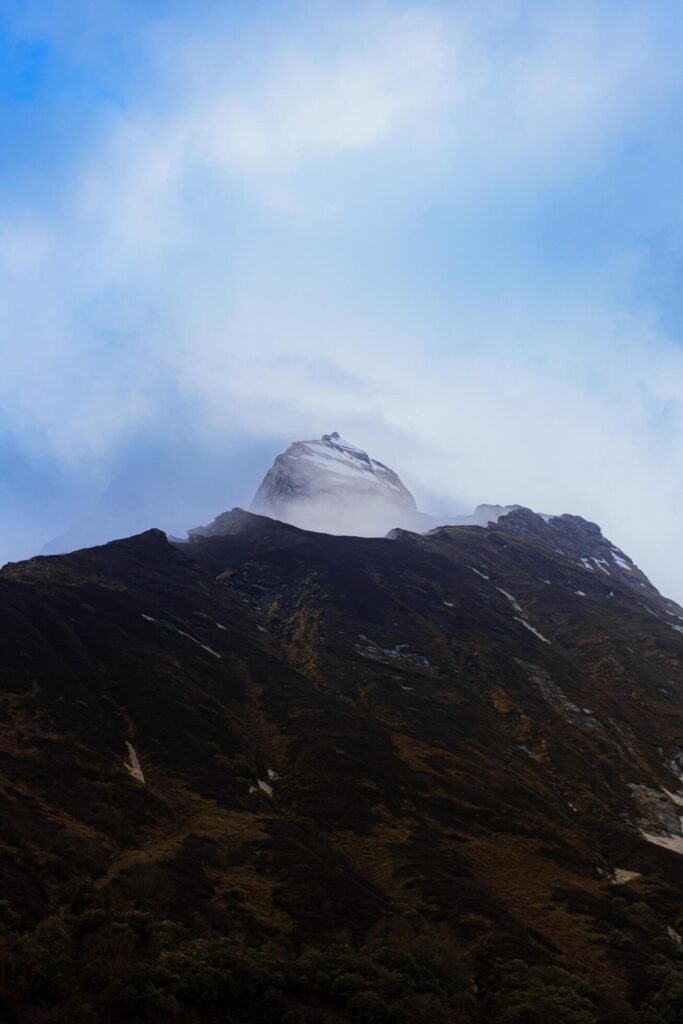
[2, 1, 683, 601]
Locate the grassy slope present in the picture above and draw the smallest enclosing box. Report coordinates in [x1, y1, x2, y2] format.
[1, 516, 683, 1020]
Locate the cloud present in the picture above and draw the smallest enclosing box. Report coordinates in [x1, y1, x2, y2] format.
[2, 0, 683, 598]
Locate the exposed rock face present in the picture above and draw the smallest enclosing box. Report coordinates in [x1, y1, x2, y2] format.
[249, 432, 419, 536]
[630, 784, 683, 838]
[497, 507, 683, 614]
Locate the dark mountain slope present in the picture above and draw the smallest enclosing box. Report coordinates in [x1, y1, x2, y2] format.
[2, 511, 683, 1021]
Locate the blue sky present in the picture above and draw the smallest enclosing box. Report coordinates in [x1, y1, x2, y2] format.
[2, 0, 683, 598]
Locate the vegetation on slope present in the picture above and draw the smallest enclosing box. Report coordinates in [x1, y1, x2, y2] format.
[2, 513, 683, 1020]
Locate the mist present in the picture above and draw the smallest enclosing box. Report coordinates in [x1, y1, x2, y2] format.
[2, 1, 683, 600]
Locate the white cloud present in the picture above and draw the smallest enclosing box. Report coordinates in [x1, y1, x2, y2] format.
[2, 1, 683, 598]
[201, 10, 452, 168]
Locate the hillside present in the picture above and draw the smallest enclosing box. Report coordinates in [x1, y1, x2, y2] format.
[2, 508, 683, 1021]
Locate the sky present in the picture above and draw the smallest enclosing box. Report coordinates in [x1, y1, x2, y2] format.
[2, 0, 683, 598]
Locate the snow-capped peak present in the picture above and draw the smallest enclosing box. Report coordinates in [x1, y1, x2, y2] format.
[322, 432, 361, 452]
[247, 432, 520, 538]
[290, 433, 411, 494]
[250, 432, 418, 536]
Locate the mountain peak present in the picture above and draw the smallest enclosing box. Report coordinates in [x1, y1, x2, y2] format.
[321, 431, 358, 448]
[249, 432, 418, 536]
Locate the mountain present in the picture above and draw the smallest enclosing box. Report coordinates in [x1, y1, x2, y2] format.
[495, 506, 683, 614]
[3, 502, 683, 1022]
[188, 431, 516, 539]
[247, 431, 421, 535]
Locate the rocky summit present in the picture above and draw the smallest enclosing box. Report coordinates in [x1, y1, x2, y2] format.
[192, 431, 517, 538]
[3, 484, 683, 1022]
[247, 431, 420, 536]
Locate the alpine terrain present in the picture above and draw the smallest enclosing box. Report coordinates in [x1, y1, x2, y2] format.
[3, 440, 683, 1022]
[243, 432, 516, 537]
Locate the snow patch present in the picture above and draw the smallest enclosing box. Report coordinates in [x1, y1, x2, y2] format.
[514, 617, 551, 644]
[124, 742, 145, 783]
[468, 566, 490, 580]
[611, 549, 633, 571]
[175, 629, 221, 659]
[298, 449, 381, 482]
[250, 779, 274, 797]
[610, 869, 640, 884]
[497, 588, 525, 615]
[142, 614, 221, 658]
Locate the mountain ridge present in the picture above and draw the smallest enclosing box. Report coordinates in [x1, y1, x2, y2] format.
[3, 502, 683, 1019]
[243, 431, 518, 538]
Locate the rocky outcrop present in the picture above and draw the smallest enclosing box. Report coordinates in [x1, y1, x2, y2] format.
[497, 506, 683, 613]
